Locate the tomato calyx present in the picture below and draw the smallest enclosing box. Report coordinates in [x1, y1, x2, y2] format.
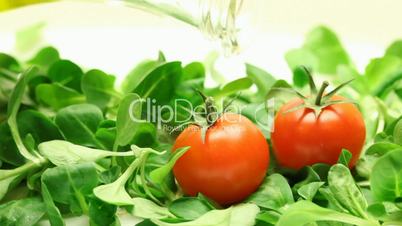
[284, 66, 355, 116]
[171, 90, 237, 143]
[196, 90, 240, 143]
[196, 90, 218, 126]
[191, 90, 218, 143]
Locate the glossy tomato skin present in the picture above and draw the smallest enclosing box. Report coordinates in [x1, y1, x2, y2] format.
[271, 95, 366, 170]
[173, 113, 269, 205]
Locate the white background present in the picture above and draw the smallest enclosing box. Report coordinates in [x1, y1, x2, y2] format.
[1, 0, 402, 84]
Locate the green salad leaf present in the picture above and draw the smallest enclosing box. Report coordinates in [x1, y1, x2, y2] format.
[285, 26, 352, 74]
[48, 60, 83, 92]
[28, 46, 60, 69]
[55, 104, 106, 149]
[277, 201, 378, 226]
[114, 93, 143, 149]
[38, 140, 135, 166]
[0, 197, 46, 226]
[247, 174, 294, 210]
[168, 197, 213, 220]
[81, 69, 116, 110]
[152, 203, 259, 226]
[328, 164, 369, 219]
[370, 149, 402, 202]
[35, 83, 85, 110]
[1, 26, 402, 226]
[149, 146, 189, 185]
[41, 163, 99, 214]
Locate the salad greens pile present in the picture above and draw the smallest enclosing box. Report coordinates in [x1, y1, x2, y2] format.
[0, 26, 402, 226]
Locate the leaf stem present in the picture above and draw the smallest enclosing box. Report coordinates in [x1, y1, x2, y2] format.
[161, 183, 176, 203]
[118, 157, 142, 185]
[139, 152, 162, 205]
[111, 142, 119, 166]
[67, 170, 89, 214]
[356, 181, 371, 187]
[315, 81, 329, 106]
[8, 117, 42, 164]
[111, 150, 135, 157]
[7, 67, 44, 164]
[0, 160, 43, 180]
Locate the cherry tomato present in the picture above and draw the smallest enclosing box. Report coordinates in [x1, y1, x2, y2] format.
[173, 113, 269, 205]
[271, 95, 366, 170]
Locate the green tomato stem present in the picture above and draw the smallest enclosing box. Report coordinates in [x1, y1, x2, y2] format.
[315, 81, 329, 106]
[197, 90, 217, 126]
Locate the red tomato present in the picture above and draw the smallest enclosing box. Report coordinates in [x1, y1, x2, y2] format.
[173, 113, 269, 205]
[271, 95, 366, 170]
